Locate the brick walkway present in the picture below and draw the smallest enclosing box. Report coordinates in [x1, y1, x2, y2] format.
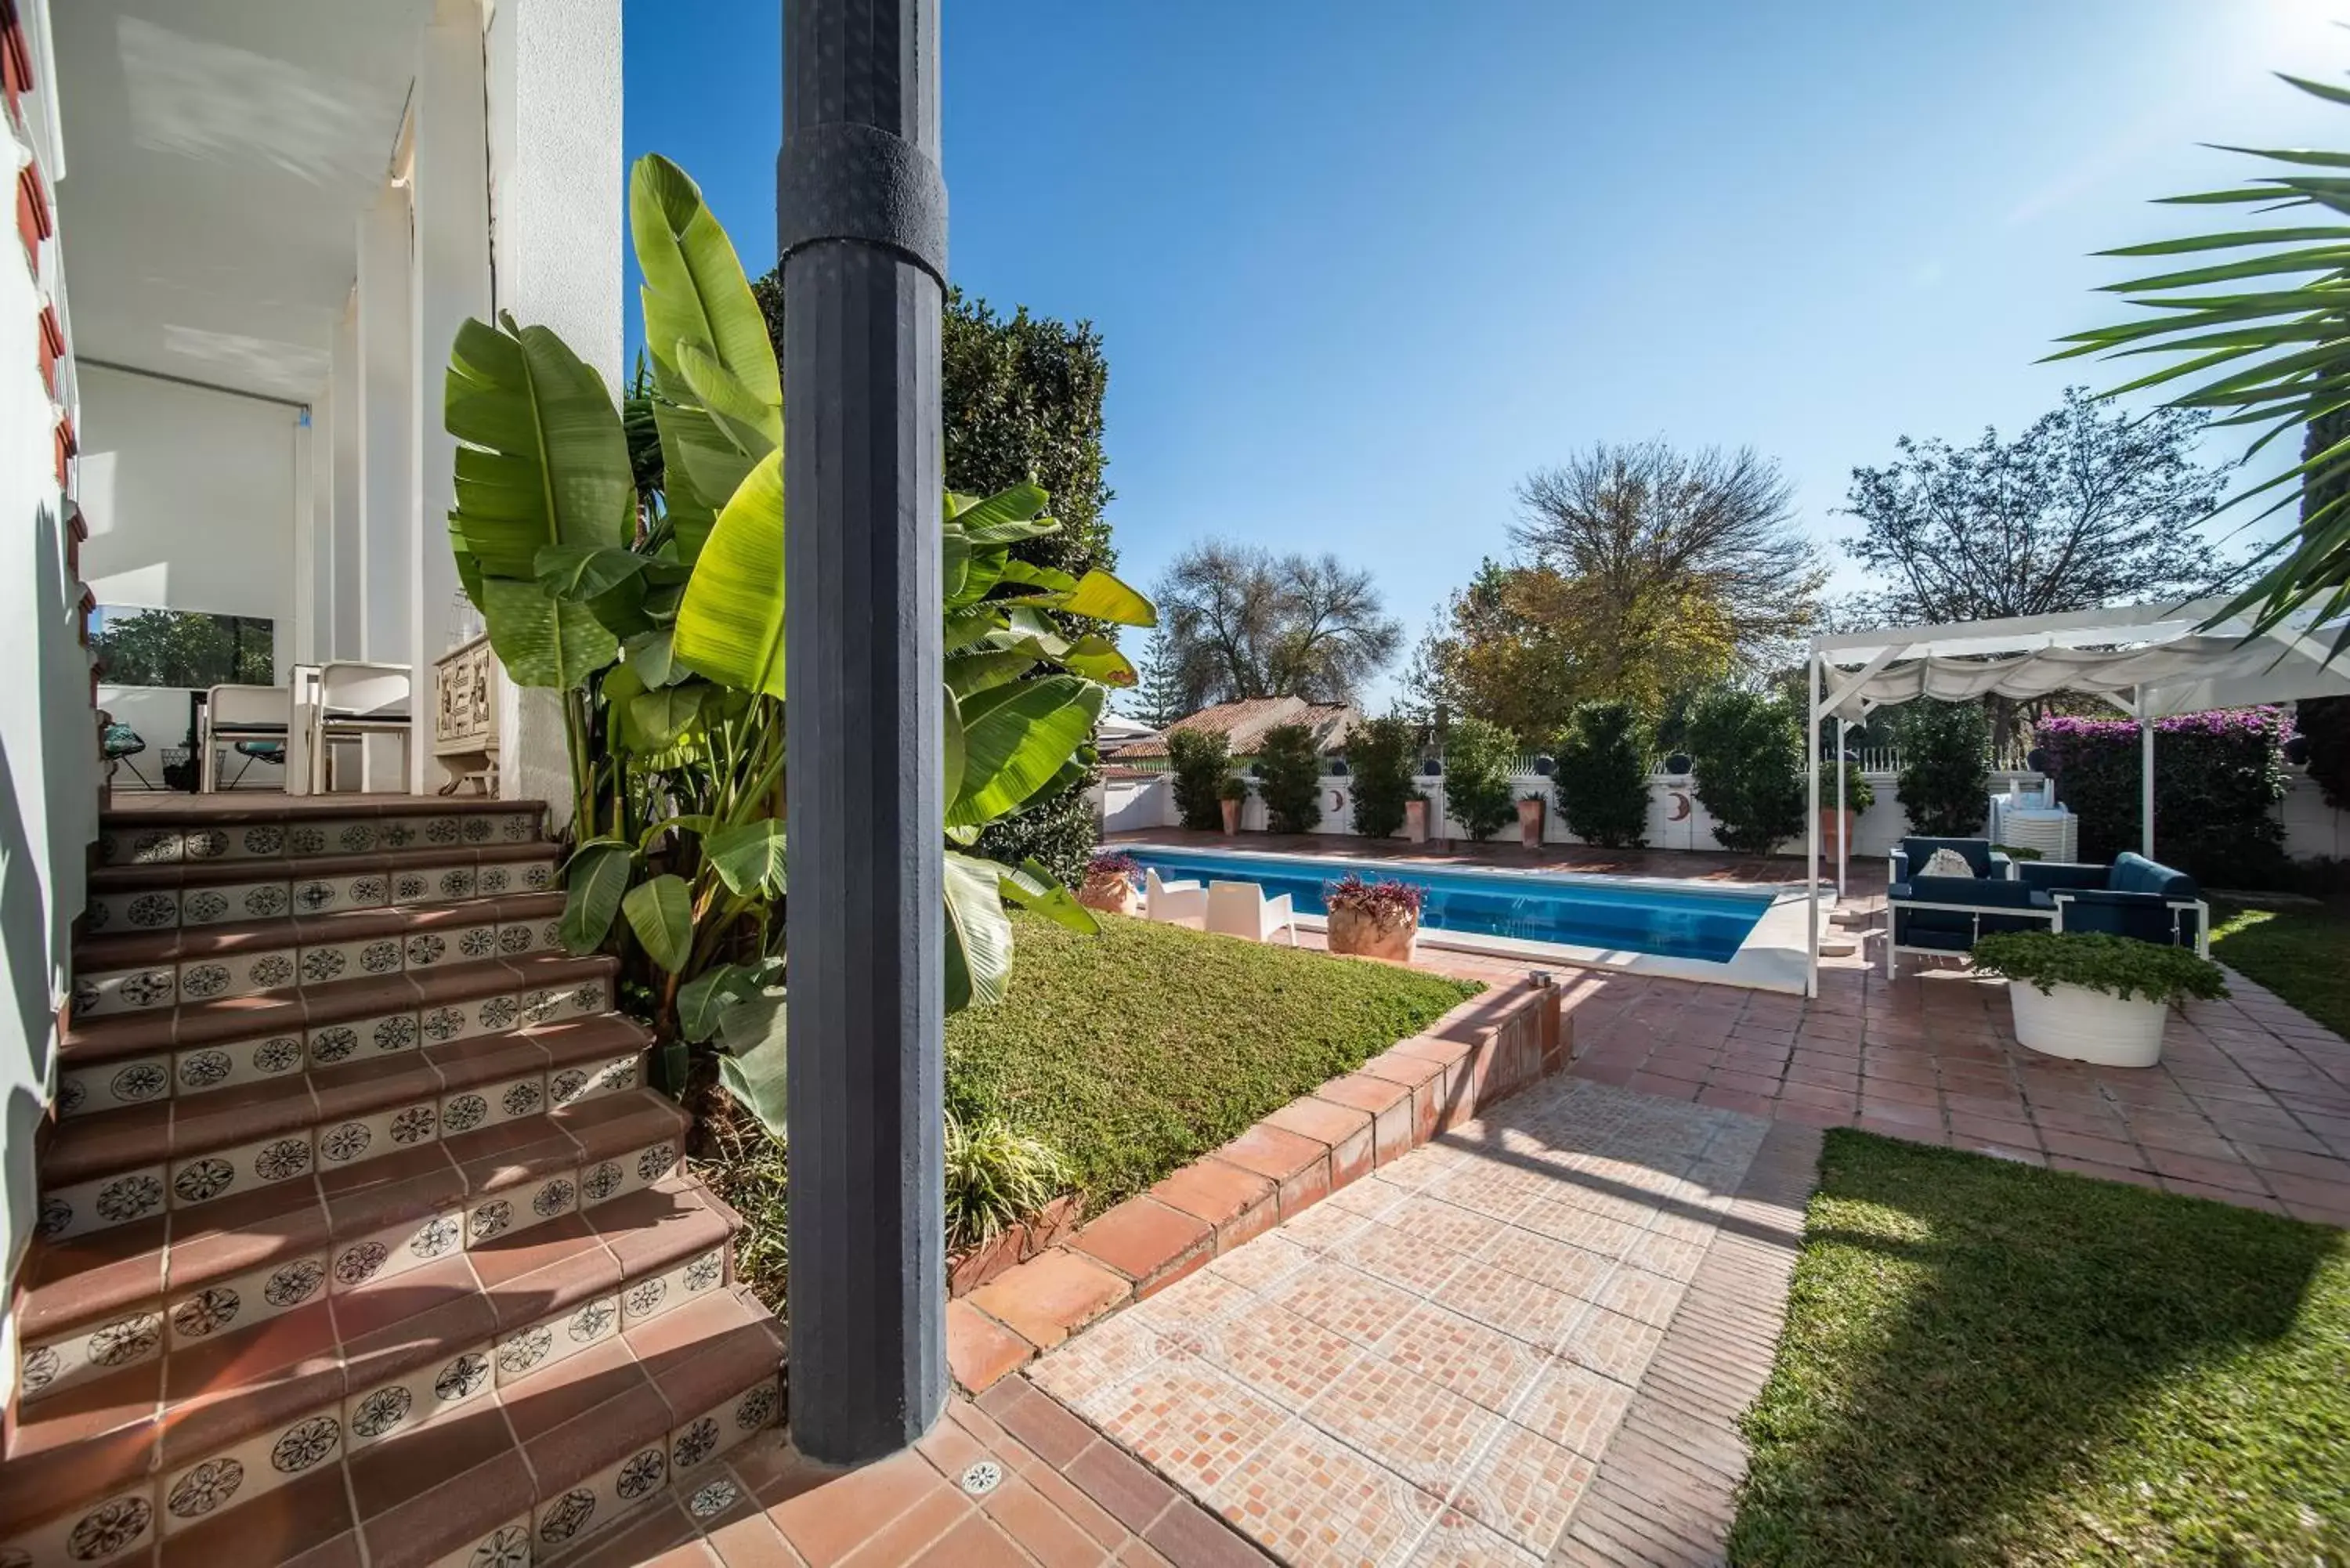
[1021, 1077, 1812, 1566]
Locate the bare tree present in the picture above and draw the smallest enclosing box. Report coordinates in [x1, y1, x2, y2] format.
[1510, 440, 1828, 674]
[1155, 541, 1402, 710]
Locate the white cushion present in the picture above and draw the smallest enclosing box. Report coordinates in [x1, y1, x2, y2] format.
[1920, 848, 1976, 880]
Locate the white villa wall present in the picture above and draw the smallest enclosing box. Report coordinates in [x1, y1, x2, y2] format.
[2, 0, 97, 1413]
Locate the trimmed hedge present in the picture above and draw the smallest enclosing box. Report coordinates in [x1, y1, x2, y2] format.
[1687, 689, 1806, 855]
[1168, 729, 1231, 831]
[1345, 715, 1420, 840]
[1256, 722, 1324, 833]
[2039, 707, 2290, 883]
[1556, 700, 1650, 848]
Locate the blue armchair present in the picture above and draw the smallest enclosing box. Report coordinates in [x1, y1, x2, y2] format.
[1889, 836, 2013, 884]
[1885, 874, 2054, 977]
[2017, 853, 2208, 955]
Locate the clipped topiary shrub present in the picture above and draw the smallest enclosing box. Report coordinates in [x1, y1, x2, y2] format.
[1444, 717, 1520, 842]
[1256, 722, 1324, 833]
[2038, 707, 2290, 883]
[1346, 715, 1421, 840]
[1167, 728, 1231, 831]
[1895, 700, 1990, 837]
[1556, 700, 1650, 848]
[1687, 689, 1806, 855]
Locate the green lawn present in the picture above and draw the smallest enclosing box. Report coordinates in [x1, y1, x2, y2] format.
[945, 910, 1477, 1208]
[2211, 898, 2350, 1041]
[1732, 1130, 2350, 1567]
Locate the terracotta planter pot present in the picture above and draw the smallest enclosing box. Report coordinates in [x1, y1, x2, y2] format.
[1076, 873, 1137, 916]
[1819, 809, 1856, 859]
[1220, 797, 1242, 835]
[1328, 903, 1419, 962]
[1518, 797, 1545, 848]
[1404, 799, 1428, 844]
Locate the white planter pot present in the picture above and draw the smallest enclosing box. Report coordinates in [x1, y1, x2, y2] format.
[2007, 980, 2167, 1068]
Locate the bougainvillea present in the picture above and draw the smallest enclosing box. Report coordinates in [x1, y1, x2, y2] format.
[1324, 875, 1426, 922]
[2037, 706, 2290, 882]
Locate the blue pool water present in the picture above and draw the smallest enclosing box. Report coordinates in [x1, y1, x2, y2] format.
[1121, 846, 1773, 963]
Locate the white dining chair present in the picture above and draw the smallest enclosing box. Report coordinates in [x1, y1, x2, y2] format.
[1145, 869, 1208, 927]
[199, 685, 291, 792]
[306, 662, 414, 794]
[1206, 880, 1299, 945]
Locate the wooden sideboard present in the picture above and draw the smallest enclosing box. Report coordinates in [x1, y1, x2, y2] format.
[432, 633, 500, 795]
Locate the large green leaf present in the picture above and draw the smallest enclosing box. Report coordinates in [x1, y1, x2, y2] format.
[677, 958, 779, 1044]
[714, 985, 789, 1137]
[1060, 634, 1137, 686]
[943, 852, 1015, 1012]
[535, 544, 652, 602]
[622, 874, 694, 973]
[998, 858, 1097, 934]
[947, 676, 1104, 829]
[629, 154, 780, 441]
[674, 450, 786, 698]
[1060, 569, 1158, 627]
[560, 838, 635, 953]
[703, 818, 788, 897]
[479, 576, 616, 688]
[445, 313, 634, 578]
[627, 682, 711, 750]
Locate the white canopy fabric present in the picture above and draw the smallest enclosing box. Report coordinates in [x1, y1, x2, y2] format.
[1800, 596, 2350, 996]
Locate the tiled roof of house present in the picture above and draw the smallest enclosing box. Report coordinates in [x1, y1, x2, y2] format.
[1116, 696, 1360, 760]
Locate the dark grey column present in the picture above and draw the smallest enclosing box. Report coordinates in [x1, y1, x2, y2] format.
[778, 0, 947, 1463]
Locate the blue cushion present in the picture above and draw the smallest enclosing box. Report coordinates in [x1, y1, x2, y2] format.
[2018, 861, 2107, 893]
[2107, 853, 2197, 900]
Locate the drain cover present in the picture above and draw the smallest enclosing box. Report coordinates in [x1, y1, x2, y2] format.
[959, 1459, 1003, 1496]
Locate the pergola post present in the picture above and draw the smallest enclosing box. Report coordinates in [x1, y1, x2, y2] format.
[2138, 684, 2155, 859]
[1806, 648, 1821, 999]
[779, 0, 949, 1463]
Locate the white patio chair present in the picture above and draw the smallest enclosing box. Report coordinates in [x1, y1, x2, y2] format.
[1145, 869, 1207, 927]
[1206, 880, 1299, 945]
[306, 661, 414, 794]
[199, 685, 290, 792]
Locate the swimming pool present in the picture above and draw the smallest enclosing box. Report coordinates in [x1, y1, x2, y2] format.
[1119, 845, 1776, 963]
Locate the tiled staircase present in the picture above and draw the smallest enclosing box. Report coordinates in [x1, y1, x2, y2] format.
[2, 798, 785, 1568]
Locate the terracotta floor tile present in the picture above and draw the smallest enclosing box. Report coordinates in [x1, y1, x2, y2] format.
[967, 1251, 1131, 1352]
[765, 1449, 943, 1568]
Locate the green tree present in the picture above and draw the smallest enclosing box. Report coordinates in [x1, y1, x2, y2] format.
[1687, 689, 1805, 855]
[1167, 729, 1231, 832]
[1345, 715, 1421, 840]
[92, 609, 273, 688]
[1443, 716, 1520, 842]
[1895, 701, 1990, 837]
[1556, 700, 1650, 848]
[1128, 630, 1188, 732]
[1154, 540, 1402, 710]
[1256, 723, 1324, 833]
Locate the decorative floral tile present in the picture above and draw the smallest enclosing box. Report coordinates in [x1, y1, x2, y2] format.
[329, 1209, 464, 1295]
[157, 1404, 343, 1535]
[424, 1516, 529, 1568]
[87, 888, 180, 933]
[17, 1305, 162, 1406]
[39, 1163, 168, 1240]
[56, 1055, 172, 1119]
[168, 1132, 315, 1210]
[70, 965, 177, 1017]
[530, 1436, 671, 1558]
[0, 1487, 156, 1567]
[164, 1253, 329, 1353]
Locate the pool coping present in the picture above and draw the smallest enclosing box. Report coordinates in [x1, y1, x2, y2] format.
[1120, 840, 1818, 995]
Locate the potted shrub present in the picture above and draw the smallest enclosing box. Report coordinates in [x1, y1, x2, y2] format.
[1325, 875, 1424, 962]
[1969, 930, 2228, 1068]
[1219, 774, 1249, 835]
[1517, 791, 1546, 847]
[1078, 851, 1141, 916]
[1822, 768, 1874, 861]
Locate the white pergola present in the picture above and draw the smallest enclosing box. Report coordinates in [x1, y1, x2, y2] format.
[1802, 597, 2350, 997]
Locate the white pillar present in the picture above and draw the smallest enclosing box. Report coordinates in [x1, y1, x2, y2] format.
[486, 0, 623, 829]
[2138, 685, 2156, 860]
[356, 186, 414, 791]
[408, 0, 494, 795]
[1835, 718, 1848, 901]
[330, 298, 363, 663]
[1806, 649, 1821, 998]
[290, 406, 319, 670]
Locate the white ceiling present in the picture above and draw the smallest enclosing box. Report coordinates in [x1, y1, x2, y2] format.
[53, 0, 432, 400]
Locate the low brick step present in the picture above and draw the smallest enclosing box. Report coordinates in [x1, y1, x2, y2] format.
[15, 1082, 691, 1413]
[0, 1227, 780, 1568]
[56, 952, 616, 1116]
[39, 1013, 649, 1235]
[83, 840, 559, 937]
[95, 800, 544, 869]
[71, 892, 567, 1021]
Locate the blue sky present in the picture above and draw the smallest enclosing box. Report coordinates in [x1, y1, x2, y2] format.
[624, 2, 2345, 710]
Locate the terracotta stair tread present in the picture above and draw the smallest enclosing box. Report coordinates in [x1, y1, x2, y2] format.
[60, 952, 618, 1064]
[5, 1250, 779, 1568]
[42, 1012, 651, 1187]
[74, 891, 565, 970]
[5, 1179, 743, 1474]
[88, 838, 559, 894]
[16, 1089, 689, 1353]
[98, 799, 544, 829]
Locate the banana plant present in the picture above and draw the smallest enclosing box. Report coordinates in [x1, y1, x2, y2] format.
[446, 150, 1158, 1138]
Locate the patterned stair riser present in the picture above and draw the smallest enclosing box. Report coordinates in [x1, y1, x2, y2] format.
[94, 811, 542, 867]
[21, 1124, 678, 1409]
[84, 852, 559, 936]
[55, 966, 612, 1126]
[6, 1336, 776, 1568]
[70, 901, 565, 1021]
